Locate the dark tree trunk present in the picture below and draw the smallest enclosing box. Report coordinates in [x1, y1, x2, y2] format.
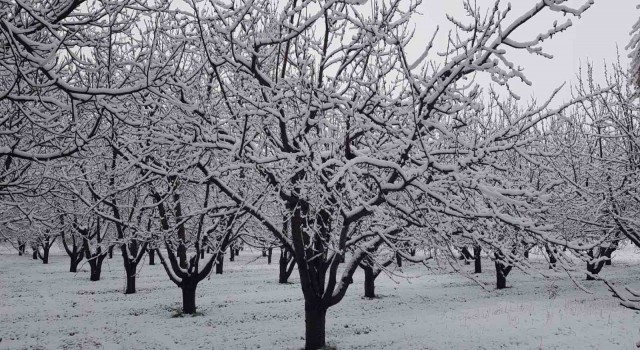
[496, 263, 507, 289]
[267, 248, 273, 264]
[395, 252, 402, 268]
[229, 247, 235, 262]
[363, 265, 376, 298]
[215, 253, 224, 274]
[121, 240, 145, 295]
[125, 271, 136, 294]
[604, 247, 615, 266]
[87, 249, 106, 282]
[279, 248, 296, 284]
[460, 247, 473, 265]
[42, 248, 50, 264]
[148, 249, 155, 265]
[202, 236, 209, 257]
[90, 261, 102, 281]
[494, 259, 512, 289]
[262, 249, 267, 257]
[18, 242, 26, 256]
[181, 284, 197, 314]
[473, 245, 482, 274]
[37, 243, 51, 264]
[65, 241, 84, 273]
[304, 302, 327, 350]
[42, 248, 49, 264]
[108, 245, 114, 259]
[545, 245, 557, 269]
[32, 247, 38, 260]
[70, 255, 81, 272]
[586, 248, 606, 280]
[524, 249, 530, 259]
[178, 243, 187, 269]
[234, 248, 240, 256]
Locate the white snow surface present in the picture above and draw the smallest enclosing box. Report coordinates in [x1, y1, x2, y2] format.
[1, 245, 639, 350]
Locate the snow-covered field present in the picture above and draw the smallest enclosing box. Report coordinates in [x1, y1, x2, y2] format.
[1, 244, 639, 350]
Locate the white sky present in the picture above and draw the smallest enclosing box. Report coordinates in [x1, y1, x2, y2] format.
[411, 0, 638, 102]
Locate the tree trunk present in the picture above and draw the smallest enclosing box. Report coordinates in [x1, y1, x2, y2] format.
[494, 258, 512, 290]
[545, 245, 557, 269]
[70, 256, 80, 273]
[495, 261, 507, 289]
[178, 243, 187, 269]
[229, 247, 235, 262]
[460, 247, 472, 265]
[124, 263, 137, 294]
[108, 245, 114, 259]
[304, 302, 327, 350]
[125, 272, 136, 294]
[604, 247, 614, 266]
[473, 246, 482, 274]
[41, 246, 50, 264]
[279, 249, 295, 284]
[148, 249, 155, 265]
[267, 247, 273, 264]
[496, 269, 506, 289]
[200, 247, 205, 259]
[32, 248, 38, 260]
[262, 249, 267, 257]
[181, 284, 197, 314]
[215, 254, 224, 274]
[586, 248, 606, 280]
[89, 260, 103, 281]
[363, 266, 376, 298]
[395, 252, 402, 268]
[18, 243, 25, 256]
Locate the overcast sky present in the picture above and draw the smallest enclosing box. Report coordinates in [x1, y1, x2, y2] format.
[411, 0, 638, 102]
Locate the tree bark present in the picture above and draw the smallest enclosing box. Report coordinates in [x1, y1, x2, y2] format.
[363, 265, 376, 298]
[586, 248, 606, 280]
[304, 302, 327, 350]
[181, 284, 197, 314]
[460, 247, 472, 265]
[148, 249, 155, 265]
[215, 253, 224, 274]
[90, 261, 102, 281]
[545, 245, 557, 269]
[267, 247, 273, 264]
[473, 245, 482, 274]
[395, 252, 402, 268]
[229, 247, 235, 262]
[125, 271, 136, 294]
[494, 260, 512, 289]
[279, 248, 296, 284]
[40, 246, 50, 264]
[70, 256, 81, 272]
[32, 248, 37, 260]
[604, 247, 615, 266]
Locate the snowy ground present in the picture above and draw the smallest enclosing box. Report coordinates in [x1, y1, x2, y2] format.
[1, 244, 640, 350]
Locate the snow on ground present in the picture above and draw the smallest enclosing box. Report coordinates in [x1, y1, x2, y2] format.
[1, 244, 639, 350]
